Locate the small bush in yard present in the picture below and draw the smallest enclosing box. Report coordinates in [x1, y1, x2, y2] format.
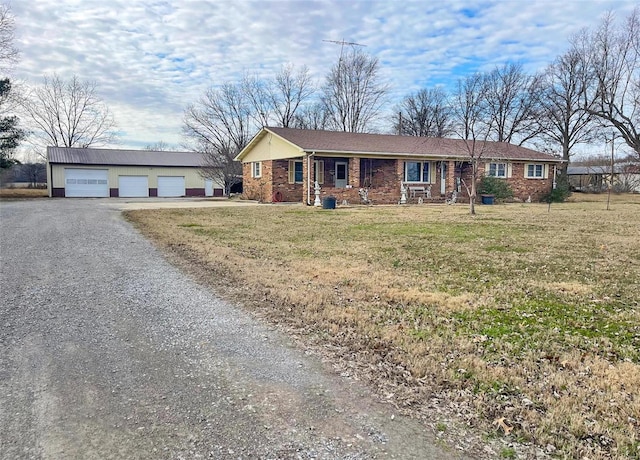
[542, 180, 571, 203]
[478, 175, 513, 200]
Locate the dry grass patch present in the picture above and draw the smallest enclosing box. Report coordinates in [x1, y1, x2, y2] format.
[0, 188, 48, 199]
[126, 196, 640, 459]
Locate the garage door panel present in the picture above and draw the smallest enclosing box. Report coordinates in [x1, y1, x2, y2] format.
[119, 176, 149, 197]
[157, 176, 185, 197]
[65, 169, 109, 197]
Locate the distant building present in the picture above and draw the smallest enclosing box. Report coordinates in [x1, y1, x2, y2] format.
[567, 164, 640, 193]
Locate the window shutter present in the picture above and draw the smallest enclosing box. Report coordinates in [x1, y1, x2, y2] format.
[507, 163, 513, 178]
[544, 164, 549, 179]
[317, 160, 324, 184]
[288, 160, 294, 184]
[430, 162, 436, 184]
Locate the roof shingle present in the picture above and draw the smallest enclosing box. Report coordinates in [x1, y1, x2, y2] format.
[257, 127, 561, 162]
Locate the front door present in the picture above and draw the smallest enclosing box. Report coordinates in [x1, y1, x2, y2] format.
[335, 161, 348, 188]
[441, 161, 447, 195]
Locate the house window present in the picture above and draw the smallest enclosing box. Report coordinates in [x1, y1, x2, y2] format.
[288, 160, 303, 184]
[404, 161, 430, 182]
[487, 162, 507, 178]
[526, 164, 544, 178]
[252, 161, 262, 178]
[314, 160, 324, 184]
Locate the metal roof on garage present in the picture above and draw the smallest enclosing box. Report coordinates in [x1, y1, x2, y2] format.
[47, 147, 206, 167]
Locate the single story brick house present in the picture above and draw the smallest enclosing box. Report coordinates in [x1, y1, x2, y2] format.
[235, 127, 563, 204]
[47, 147, 224, 198]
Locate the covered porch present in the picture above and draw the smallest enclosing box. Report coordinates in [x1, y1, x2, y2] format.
[302, 155, 471, 205]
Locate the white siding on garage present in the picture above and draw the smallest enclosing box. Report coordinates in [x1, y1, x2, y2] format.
[64, 169, 109, 197]
[118, 176, 149, 197]
[157, 176, 185, 197]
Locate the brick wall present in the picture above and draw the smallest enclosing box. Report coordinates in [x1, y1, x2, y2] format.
[474, 162, 554, 201]
[272, 159, 304, 202]
[505, 163, 554, 201]
[242, 161, 272, 202]
[359, 159, 402, 204]
[243, 157, 554, 204]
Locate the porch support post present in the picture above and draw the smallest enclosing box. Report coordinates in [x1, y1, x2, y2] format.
[396, 159, 404, 180]
[304, 153, 315, 205]
[349, 157, 360, 188]
[447, 160, 456, 192]
[396, 159, 406, 203]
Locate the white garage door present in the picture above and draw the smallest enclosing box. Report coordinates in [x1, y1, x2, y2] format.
[118, 176, 149, 197]
[205, 179, 213, 197]
[158, 176, 185, 197]
[65, 169, 109, 197]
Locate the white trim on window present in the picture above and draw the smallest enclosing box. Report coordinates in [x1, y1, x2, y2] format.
[487, 162, 507, 178]
[252, 161, 262, 178]
[525, 163, 544, 179]
[525, 163, 549, 179]
[404, 161, 431, 183]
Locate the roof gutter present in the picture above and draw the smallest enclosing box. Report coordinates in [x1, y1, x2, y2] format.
[303, 149, 563, 163]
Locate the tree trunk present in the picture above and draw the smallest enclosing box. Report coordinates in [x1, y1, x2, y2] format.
[469, 162, 477, 215]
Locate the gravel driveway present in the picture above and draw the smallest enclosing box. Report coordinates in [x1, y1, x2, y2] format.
[0, 199, 465, 459]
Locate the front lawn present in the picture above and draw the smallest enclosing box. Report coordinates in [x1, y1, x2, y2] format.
[126, 194, 640, 459]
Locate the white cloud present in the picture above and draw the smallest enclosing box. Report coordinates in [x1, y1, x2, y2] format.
[11, 0, 638, 150]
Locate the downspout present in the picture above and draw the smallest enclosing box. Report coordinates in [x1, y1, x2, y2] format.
[307, 151, 315, 205]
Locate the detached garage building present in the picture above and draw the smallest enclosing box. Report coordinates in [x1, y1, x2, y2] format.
[47, 147, 224, 198]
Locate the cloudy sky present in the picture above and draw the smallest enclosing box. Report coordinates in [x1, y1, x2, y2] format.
[11, 0, 638, 152]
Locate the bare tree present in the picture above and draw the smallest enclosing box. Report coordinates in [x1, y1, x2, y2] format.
[183, 82, 254, 196]
[242, 64, 314, 129]
[451, 73, 493, 215]
[580, 8, 640, 158]
[19, 148, 46, 186]
[270, 64, 315, 127]
[293, 102, 329, 130]
[242, 73, 272, 127]
[394, 87, 454, 137]
[0, 4, 18, 71]
[482, 63, 541, 145]
[22, 74, 117, 156]
[534, 49, 597, 176]
[321, 48, 388, 132]
[144, 140, 172, 151]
